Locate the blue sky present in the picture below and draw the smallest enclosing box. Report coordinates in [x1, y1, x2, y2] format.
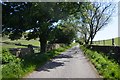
[93, 16, 118, 41]
[93, 2, 119, 41]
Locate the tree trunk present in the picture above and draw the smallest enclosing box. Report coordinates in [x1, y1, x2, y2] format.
[85, 36, 91, 45]
[90, 34, 96, 45]
[90, 35, 93, 45]
[90, 39, 93, 45]
[39, 36, 47, 53]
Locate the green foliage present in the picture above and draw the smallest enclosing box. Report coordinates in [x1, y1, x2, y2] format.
[80, 46, 120, 79]
[2, 2, 85, 53]
[50, 24, 76, 44]
[2, 43, 77, 79]
[2, 48, 21, 64]
[2, 49, 23, 79]
[76, 3, 114, 45]
[2, 62, 23, 78]
[75, 38, 83, 45]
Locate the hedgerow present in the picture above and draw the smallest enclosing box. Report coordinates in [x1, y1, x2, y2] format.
[80, 45, 120, 79]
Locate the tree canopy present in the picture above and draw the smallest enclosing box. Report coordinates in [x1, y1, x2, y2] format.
[2, 2, 115, 52]
[74, 2, 115, 45]
[2, 2, 84, 53]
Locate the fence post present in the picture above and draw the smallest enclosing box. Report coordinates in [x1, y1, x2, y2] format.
[112, 38, 114, 46]
[103, 40, 105, 45]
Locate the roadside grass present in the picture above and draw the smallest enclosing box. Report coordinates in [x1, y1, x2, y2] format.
[2, 43, 78, 79]
[93, 37, 120, 46]
[80, 45, 120, 79]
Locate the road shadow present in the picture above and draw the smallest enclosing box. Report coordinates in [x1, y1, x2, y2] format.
[36, 53, 73, 72]
[53, 54, 73, 59]
[36, 61, 64, 72]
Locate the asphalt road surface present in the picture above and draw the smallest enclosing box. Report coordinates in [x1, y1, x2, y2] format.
[24, 45, 100, 78]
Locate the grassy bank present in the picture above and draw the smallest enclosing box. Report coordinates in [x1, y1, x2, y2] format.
[80, 45, 120, 79]
[2, 43, 77, 79]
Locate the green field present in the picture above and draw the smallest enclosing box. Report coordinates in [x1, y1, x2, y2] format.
[93, 37, 120, 46]
[1, 37, 40, 49]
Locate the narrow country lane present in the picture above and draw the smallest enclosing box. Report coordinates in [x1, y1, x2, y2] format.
[24, 45, 100, 78]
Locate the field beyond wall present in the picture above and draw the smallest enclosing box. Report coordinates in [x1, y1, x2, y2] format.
[93, 37, 120, 46]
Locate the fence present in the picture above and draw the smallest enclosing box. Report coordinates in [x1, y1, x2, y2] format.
[93, 37, 120, 46]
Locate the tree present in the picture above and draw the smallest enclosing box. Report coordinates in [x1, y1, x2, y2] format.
[75, 2, 115, 45]
[49, 20, 77, 44]
[2, 2, 84, 53]
[2, 2, 32, 39]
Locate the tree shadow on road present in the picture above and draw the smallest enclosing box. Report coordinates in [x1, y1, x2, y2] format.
[36, 53, 73, 72]
[36, 61, 64, 72]
[53, 54, 73, 59]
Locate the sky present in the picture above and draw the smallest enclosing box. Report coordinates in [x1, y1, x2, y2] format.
[93, 16, 118, 41]
[93, 2, 119, 41]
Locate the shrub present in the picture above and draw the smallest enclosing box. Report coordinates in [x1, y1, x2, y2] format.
[80, 45, 120, 79]
[2, 48, 21, 64]
[2, 62, 23, 78]
[2, 49, 23, 79]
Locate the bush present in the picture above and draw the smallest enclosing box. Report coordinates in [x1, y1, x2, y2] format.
[2, 49, 23, 79]
[2, 48, 21, 64]
[2, 62, 23, 78]
[80, 45, 120, 79]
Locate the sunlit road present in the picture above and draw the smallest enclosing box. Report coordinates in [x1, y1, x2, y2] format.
[24, 45, 100, 78]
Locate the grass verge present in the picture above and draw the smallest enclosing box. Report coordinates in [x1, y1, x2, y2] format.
[2, 43, 78, 79]
[80, 45, 120, 79]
